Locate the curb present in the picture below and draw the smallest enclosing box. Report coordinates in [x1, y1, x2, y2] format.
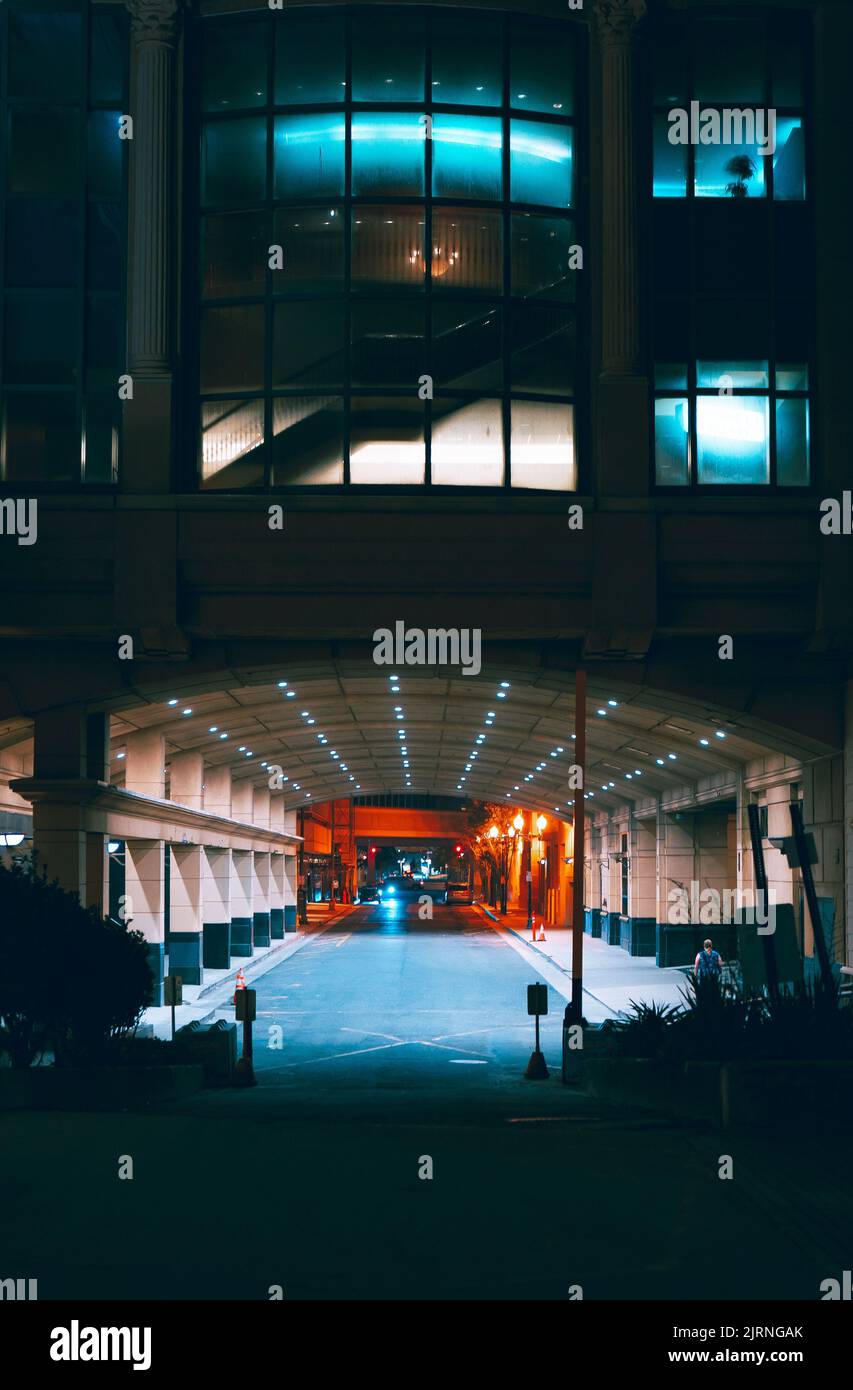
[476, 904, 620, 1017]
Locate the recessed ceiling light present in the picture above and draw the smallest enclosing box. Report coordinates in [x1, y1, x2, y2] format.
[608, 700, 618, 707]
[182, 708, 192, 716]
[656, 758, 664, 765]
[116, 751, 125, 760]
[597, 709, 606, 716]
[238, 746, 246, 751]
[277, 681, 288, 688]
[699, 738, 709, 746]
[219, 733, 228, 740]
[167, 699, 178, 706]
[209, 726, 218, 733]
[715, 730, 726, 739]
[286, 691, 296, 698]
[668, 753, 677, 760]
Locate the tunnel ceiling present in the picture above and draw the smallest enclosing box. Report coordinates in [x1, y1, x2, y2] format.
[1, 662, 838, 818]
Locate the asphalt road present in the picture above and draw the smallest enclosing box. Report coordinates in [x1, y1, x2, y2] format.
[2, 903, 852, 1301]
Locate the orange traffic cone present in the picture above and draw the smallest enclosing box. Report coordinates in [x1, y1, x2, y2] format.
[232, 966, 246, 1005]
[533, 918, 546, 943]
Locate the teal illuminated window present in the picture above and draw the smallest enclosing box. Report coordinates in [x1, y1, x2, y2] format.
[0, 1, 128, 486]
[652, 17, 806, 201]
[654, 362, 809, 488]
[197, 7, 582, 493]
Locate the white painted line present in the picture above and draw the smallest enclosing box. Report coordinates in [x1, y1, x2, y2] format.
[334, 933, 352, 948]
[449, 1059, 488, 1065]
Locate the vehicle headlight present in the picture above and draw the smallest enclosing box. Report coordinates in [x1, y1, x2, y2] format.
[387, 886, 395, 895]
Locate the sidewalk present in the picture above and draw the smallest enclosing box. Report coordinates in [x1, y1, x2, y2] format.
[140, 902, 358, 1039]
[477, 903, 690, 1022]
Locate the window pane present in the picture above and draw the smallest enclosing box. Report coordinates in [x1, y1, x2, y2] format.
[696, 396, 769, 483]
[773, 118, 805, 201]
[351, 114, 424, 197]
[352, 206, 425, 289]
[431, 399, 503, 486]
[693, 21, 765, 103]
[91, 9, 127, 105]
[432, 116, 502, 201]
[771, 34, 804, 106]
[88, 112, 123, 200]
[273, 301, 345, 387]
[654, 398, 689, 484]
[431, 14, 502, 107]
[200, 305, 265, 392]
[203, 118, 267, 206]
[273, 207, 344, 293]
[9, 109, 81, 196]
[510, 401, 575, 490]
[433, 302, 501, 391]
[203, 211, 268, 298]
[653, 34, 687, 105]
[351, 12, 425, 102]
[9, 12, 82, 103]
[697, 361, 768, 389]
[655, 363, 687, 390]
[511, 214, 575, 300]
[276, 12, 345, 104]
[351, 301, 424, 387]
[510, 19, 574, 116]
[510, 121, 573, 207]
[350, 398, 425, 483]
[510, 305, 574, 395]
[200, 398, 265, 490]
[777, 363, 808, 391]
[83, 397, 119, 483]
[275, 114, 346, 199]
[653, 113, 687, 197]
[776, 399, 809, 486]
[695, 138, 767, 199]
[271, 396, 344, 484]
[5, 295, 78, 384]
[88, 203, 123, 291]
[4, 392, 78, 482]
[202, 19, 266, 112]
[86, 295, 121, 389]
[7, 200, 79, 288]
[432, 209, 502, 292]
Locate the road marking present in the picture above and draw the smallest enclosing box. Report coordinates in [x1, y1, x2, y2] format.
[449, 1059, 488, 1065]
[334, 933, 352, 948]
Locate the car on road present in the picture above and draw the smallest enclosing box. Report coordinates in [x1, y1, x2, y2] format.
[377, 875, 448, 905]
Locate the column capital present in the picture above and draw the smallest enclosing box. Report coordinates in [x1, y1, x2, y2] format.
[125, 0, 184, 43]
[593, 0, 647, 45]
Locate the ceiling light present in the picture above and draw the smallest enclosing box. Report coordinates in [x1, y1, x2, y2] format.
[182, 708, 192, 716]
[277, 681, 288, 688]
[286, 691, 296, 698]
[699, 738, 709, 746]
[597, 709, 606, 716]
[668, 753, 677, 760]
[608, 700, 618, 707]
[219, 733, 228, 740]
[167, 699, 178, 706]
[656, 758, 664, 765]
[715, 730, 726, 739]
[301, 710, 309, 717]
[116, 751, 125, 759]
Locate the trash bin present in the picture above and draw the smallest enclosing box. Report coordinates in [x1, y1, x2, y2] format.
[176, 1019, 237, 1087]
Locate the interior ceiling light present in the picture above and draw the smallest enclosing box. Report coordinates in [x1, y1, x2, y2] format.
[286, 691, 296, 698]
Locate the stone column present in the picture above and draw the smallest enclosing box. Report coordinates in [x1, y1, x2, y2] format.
[202, 846, 232, 969]
[283, 851, 298, 931]
[253, 787, 271, 829]
[204, 766, 232, 819]
[29, 709, 109, 905]
[231, 782, 253, 823]
[170, 751, 204, 810]
[230, 849, 254, 957]
[269, 853, 285, 939]
[125, 729, 166, 800]
[593, 0, 649, 495]
[252, 852, 271, 947]
[125, 838, 165, 1002]
[169, 844, 203, 984]
[123, 0, 184, 492]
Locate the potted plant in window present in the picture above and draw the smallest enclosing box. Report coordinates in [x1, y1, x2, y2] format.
[724, 154, 757, 198]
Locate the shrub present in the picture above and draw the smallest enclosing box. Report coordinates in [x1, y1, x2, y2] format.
[0, 858, 153, 1068]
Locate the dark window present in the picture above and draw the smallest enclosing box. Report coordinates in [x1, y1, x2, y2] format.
[0, 2, 128, 486]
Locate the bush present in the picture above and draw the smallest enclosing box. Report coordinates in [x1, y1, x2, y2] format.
[611, 975, 853, 1064]
[0, 858, 153, 1068]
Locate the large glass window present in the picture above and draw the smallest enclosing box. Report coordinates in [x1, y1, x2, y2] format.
[1, 1, 128, 485]
[197, 6, 582, 491]
[652, 16, 806, 202]
[654, 362, 809, 488]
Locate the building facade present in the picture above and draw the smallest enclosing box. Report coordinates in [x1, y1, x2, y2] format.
[1, 0, 851, 997]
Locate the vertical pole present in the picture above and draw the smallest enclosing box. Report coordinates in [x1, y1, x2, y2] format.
[570, 669, 587, 1023]
[329, 799, 335, 909]
[790, 802, 835, 989]
[170, 1000, 176, 1041]
[747, 803, 780, 1004]
[526, 833, 533, 930]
